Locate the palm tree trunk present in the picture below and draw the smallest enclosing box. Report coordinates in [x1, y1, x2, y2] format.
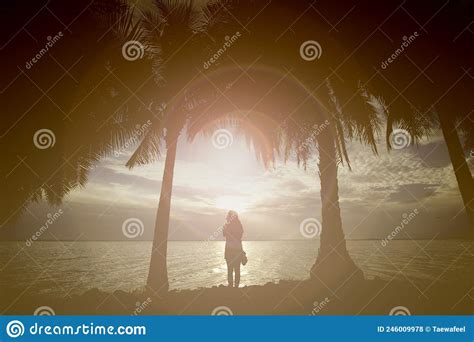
[146, 134, 178, 293]
[310, 127, 363, 284]
[439, 114, 474, 229]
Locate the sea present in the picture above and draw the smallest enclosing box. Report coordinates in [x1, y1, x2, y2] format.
[0, 240, 472, 297]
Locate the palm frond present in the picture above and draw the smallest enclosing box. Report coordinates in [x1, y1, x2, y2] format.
[186, 111, 279, 168]
[202, 0, 231, 35]
[153, 0, 202, 31]
[330, 78, 381, 155]
[384, 99, 434, 150]
[126, 123, 165, 169]
[96, 0, 145, 43]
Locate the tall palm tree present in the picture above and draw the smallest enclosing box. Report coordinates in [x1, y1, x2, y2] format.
[278, 75, 382, 283]
[125, 0, 227, 292]
[376, 0, 474, 228]
[424, 3, 474, 229]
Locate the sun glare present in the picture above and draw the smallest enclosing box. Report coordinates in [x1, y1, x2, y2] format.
[215, 196, 248, 213]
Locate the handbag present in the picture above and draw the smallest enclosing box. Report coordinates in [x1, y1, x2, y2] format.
[241, 251, 248, 266]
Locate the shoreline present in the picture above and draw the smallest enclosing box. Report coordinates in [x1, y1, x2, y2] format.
[2, 238, 474, 242]
[2, 277, 472, 316]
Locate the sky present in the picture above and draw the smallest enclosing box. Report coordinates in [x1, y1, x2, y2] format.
[4, 126, 473, 242]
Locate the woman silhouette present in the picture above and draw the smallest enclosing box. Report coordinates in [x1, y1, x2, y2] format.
[223, 210, 244, 288]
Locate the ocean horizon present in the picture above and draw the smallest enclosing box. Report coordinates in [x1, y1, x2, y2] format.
[1, 240, 472, 298]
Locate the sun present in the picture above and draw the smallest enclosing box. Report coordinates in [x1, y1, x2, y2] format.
[215, 196, 248, 213]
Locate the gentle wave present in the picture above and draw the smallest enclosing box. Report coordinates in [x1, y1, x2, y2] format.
[0, 240, 472, 297]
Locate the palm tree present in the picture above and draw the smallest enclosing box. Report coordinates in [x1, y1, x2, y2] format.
[441, 119, 474, 227]
[0, 0, 152, 226]
[183, 0, 386, 284]
[385, 107, 474, 229]
[186, 75, 382, 285]
[278, 75, 383, 283]
[124, 0, 227, 292]
[419, 4, 474, 229]
[342, 0, 474, 228]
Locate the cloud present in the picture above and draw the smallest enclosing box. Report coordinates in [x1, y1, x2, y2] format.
[2, 129, 471, 241]
[385, 183, 439, 203]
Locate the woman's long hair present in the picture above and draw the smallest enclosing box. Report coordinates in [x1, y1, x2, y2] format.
[226, 210, 239, 223]
[225, 210, 243, 240]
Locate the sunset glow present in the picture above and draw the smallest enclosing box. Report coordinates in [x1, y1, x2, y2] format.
[215, 195, 249, 213]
